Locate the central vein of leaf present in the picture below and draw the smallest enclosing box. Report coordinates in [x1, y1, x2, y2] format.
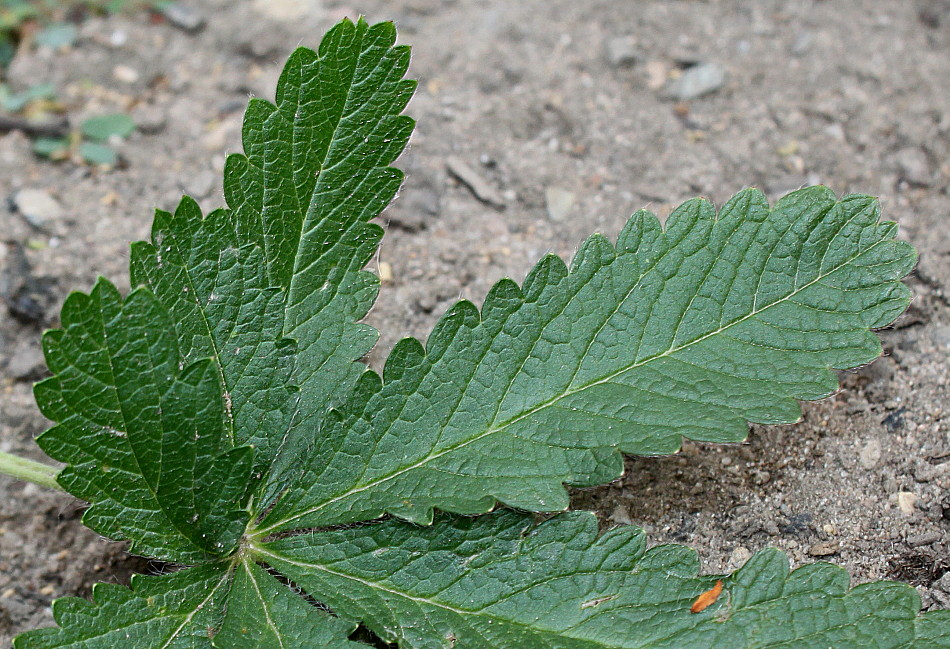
[251, 236, 885, 539]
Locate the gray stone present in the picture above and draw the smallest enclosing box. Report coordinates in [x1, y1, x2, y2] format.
[664, 63, 726, 100]
[12, 188, 64, 228]
[446, 156, 505, 208]
[808, 541, 839, 557]
[160, 3, 207, 33]
[605, 36, 639, 67]
[906, 531, 941, 547]
[790, 32, 812, 56]
[858, 439, 882, 470]
[545, 187, 575, 222]
[894, 147, 931, 186]
[131, 104, 167, 134]
[931, 325, 950, 350]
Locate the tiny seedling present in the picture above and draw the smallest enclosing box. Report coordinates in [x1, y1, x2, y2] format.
[1, 17, 948, 648]
[0, 1, 146, 68]
[34, 112, 136, 166]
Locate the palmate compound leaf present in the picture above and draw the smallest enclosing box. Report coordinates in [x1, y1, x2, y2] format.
[33, 17, 414, 560]
[256, 186, 916, 534]
[256, 510, 950, 649]
[15, 16, 949, 649]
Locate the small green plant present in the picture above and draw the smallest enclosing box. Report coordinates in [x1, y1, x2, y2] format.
[0, 0, 146, 68]
[34, 111, 136, 166]
[0, 78, 135, 166]
[1, 17, 948, 648]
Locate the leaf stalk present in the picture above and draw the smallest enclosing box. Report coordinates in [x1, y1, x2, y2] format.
[0, 449, 63, 492]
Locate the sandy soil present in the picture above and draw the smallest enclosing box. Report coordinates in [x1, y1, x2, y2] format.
[1, 0, 948, 642]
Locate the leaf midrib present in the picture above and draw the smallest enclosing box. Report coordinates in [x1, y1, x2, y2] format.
[258, 235, 887, 535]
[286, 34, 364, 307]
[165, 227, 236, 445]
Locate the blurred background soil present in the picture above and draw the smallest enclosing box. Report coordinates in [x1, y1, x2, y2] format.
[0, 0, 948, 641]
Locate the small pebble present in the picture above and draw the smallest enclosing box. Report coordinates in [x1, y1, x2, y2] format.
[446, 156, 505, 208]
[604, 35, 639, 67]
[159, 3, 207, 33]
[858, 439, 882, 469]
[897, 491, 918, 515]
[113, 64, 140, 84]
[894, 147, 931, 186]
[609, 504, 633, 525]
[544, 187, 575, 222]
[663, 62, 726, 100]
[644, 60, 669, 90]
[906, 531, 940, 547]
[930, 325, 950, 350]
[790, 32, 812, 56]
[388, 177, 441, 231]
[728, 546, 752, 569]
[915, 461, 950, 483]
[12, 188, 64, 228]
[378, 262, 393, 284]
[808, 541, 839, 557]
[184, 170, 215, 199]
[108, 30, 128, 47]
[132, 104, 167, 135]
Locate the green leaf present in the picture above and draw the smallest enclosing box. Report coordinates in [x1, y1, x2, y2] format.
[214, 560, 366, 649]
[1, 82, 56, 112]
[78, 141, 118, 166]
[15, 16, 948, 649]
[130, 16, 414, 500]
[32, 136, 69, 159]
[258, 187, 915, 532]
[13, 564, 230, 649]
[258, 510, 942, 649]
[35, 23, 77, 50]
[35, 279, 253, 562]
[34, 16, 415, 559]
[80, 113, 136, 140]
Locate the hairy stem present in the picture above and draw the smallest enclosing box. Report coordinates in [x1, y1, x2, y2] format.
[0, 449, 63, 492]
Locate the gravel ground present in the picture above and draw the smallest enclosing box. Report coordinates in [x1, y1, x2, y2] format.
[1, 0, 948, 642]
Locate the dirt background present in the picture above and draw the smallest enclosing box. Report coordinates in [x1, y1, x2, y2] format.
[1, 0, 948, 642]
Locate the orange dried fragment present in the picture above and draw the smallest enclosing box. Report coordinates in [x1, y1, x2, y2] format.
[690, 579, 724, 614]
